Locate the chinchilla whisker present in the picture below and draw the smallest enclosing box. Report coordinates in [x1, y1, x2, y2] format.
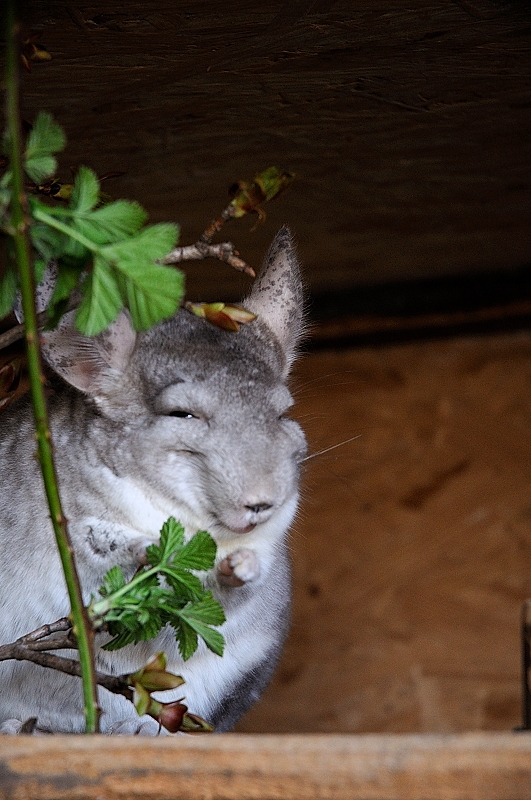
[302, 434, 361, 462]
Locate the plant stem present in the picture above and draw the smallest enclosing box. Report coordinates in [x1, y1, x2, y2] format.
[89, 565, 161, 620]
[4, 0, 100, 733]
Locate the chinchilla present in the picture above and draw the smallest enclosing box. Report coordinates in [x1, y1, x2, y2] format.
[0, 227, 306, 735]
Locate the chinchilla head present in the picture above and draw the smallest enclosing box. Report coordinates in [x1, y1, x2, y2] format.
[38, 227, 307, 540]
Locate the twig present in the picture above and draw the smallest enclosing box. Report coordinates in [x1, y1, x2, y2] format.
[162, 203, 254, 275]
[0, 307, 64, 351]
[161, 241, 254, 276]
[0, 622, 133, 702]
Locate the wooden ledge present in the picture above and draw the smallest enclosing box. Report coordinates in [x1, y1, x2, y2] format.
[1, 732, 531, 800]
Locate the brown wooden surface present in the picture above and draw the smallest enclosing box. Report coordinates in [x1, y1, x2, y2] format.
[14, 1, 531, 301]
[236, 332, 531, 734]
[1, 733, 531, 800]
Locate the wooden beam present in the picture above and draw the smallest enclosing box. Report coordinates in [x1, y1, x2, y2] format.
[1, 733, 531, 799]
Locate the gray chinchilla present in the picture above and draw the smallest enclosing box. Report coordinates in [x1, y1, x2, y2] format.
[0, 227, 306, 734]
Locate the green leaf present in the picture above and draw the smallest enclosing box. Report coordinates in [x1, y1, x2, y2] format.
[90, 517, 225, 661]
[182, 592, 226, 627]
[0, 268, 17, 320]
[89, 200, 147, 239]
[24, 112, 66, 183]
[159, 516, 186, 561]
[105, 222, 179, 266]
[103, 223, 183, 331]
[116, 260, 184, 331]
[177, 593, 226, 657]
[102, 628, 137, 651]
[69, 166, 100, 214]
[30, 218, 70, 263]
[73, 200, 148, 246]
[174, 530, 217, 571]
[163, 567, 204, 600]
[99, 566, 126, 597]
[75, 256, 123, 336]
[172, 618, 198, 661]
[189, 622, 225, 657]
[26, 112, 66, 157]
[146, 517, 185, 567]
[34, 258, 47, 284]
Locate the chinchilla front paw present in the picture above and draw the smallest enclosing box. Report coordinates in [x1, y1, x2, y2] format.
[0, 717, 41, 735]
[106, 716, 164, 735]
[217, 548, 260, 587]
[131, 537, 159, 566]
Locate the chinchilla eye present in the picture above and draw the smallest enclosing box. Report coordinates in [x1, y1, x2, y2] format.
[167, 410, 197, 419]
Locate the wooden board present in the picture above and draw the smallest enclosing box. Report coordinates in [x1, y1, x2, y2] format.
[1, 733, 531, 800]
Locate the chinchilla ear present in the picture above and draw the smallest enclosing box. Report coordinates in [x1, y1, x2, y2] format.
[40, 310, 137, 395]
[15, 263, 136, 396]
[245, 226, 305, 373]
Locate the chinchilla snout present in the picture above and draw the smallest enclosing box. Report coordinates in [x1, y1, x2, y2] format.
[199, 413, 307, 536]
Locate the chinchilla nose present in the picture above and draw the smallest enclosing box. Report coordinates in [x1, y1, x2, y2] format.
[245, 502, 273, 514]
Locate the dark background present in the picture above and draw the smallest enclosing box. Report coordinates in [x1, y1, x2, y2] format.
[11, 0, 531, 342]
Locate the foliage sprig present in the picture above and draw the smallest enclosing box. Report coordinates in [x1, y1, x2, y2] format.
[90, 517, 226, 661]
[1, 112, 184, 335]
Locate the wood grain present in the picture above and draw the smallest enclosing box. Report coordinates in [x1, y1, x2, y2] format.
[1, 733, 531, 800]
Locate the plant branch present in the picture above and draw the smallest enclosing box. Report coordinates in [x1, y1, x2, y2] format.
[4, 0, 100, 733]
[162, 204, 255, 276]
[0, 622, 133, 702]
[161, 241, 254, 275]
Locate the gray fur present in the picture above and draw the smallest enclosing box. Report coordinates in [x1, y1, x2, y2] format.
[0, 228, 306, 734]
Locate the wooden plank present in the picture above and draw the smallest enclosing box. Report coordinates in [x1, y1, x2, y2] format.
[1, 733, 531, 800]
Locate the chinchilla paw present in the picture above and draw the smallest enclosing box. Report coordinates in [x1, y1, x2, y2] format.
[0, 717, 40, 735]
[106, 716, 164, 735]
[131, 537, 158, 566]
[217, 548, 260, 587]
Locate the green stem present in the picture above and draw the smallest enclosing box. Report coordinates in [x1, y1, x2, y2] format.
[89, 565, 162, 620]
[4, 0, 100, 733]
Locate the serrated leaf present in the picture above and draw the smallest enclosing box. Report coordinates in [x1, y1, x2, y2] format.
[174, 530, 217, 571]
[102, 223, 183, 331]
[25, 155, 58, 184]
[176, 593, 226, 657]
[190, 623, 225, 657]
[146, 517, 185, 567]
[164, 567, 204, 599]
[24, 112, 66, 183]
[73, 200, 148, 246]
[116, 261, 185, 331]
[177, 600, 225, 658]
[159, 517, 186, 562]
[26, 112, 66, 157]
[102, 629, 137, 651]
[90, 200, 147, 239]
[172, 618, 199, 661]
[104, 222, 179, 267]
[0, 268, 17, 320]
[99, 565, 126, 597]
[29, 200, 72, 262]
[75, 256, 123, 336]
[181, 592, 226, 627]
[69, 166, 100, 214]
